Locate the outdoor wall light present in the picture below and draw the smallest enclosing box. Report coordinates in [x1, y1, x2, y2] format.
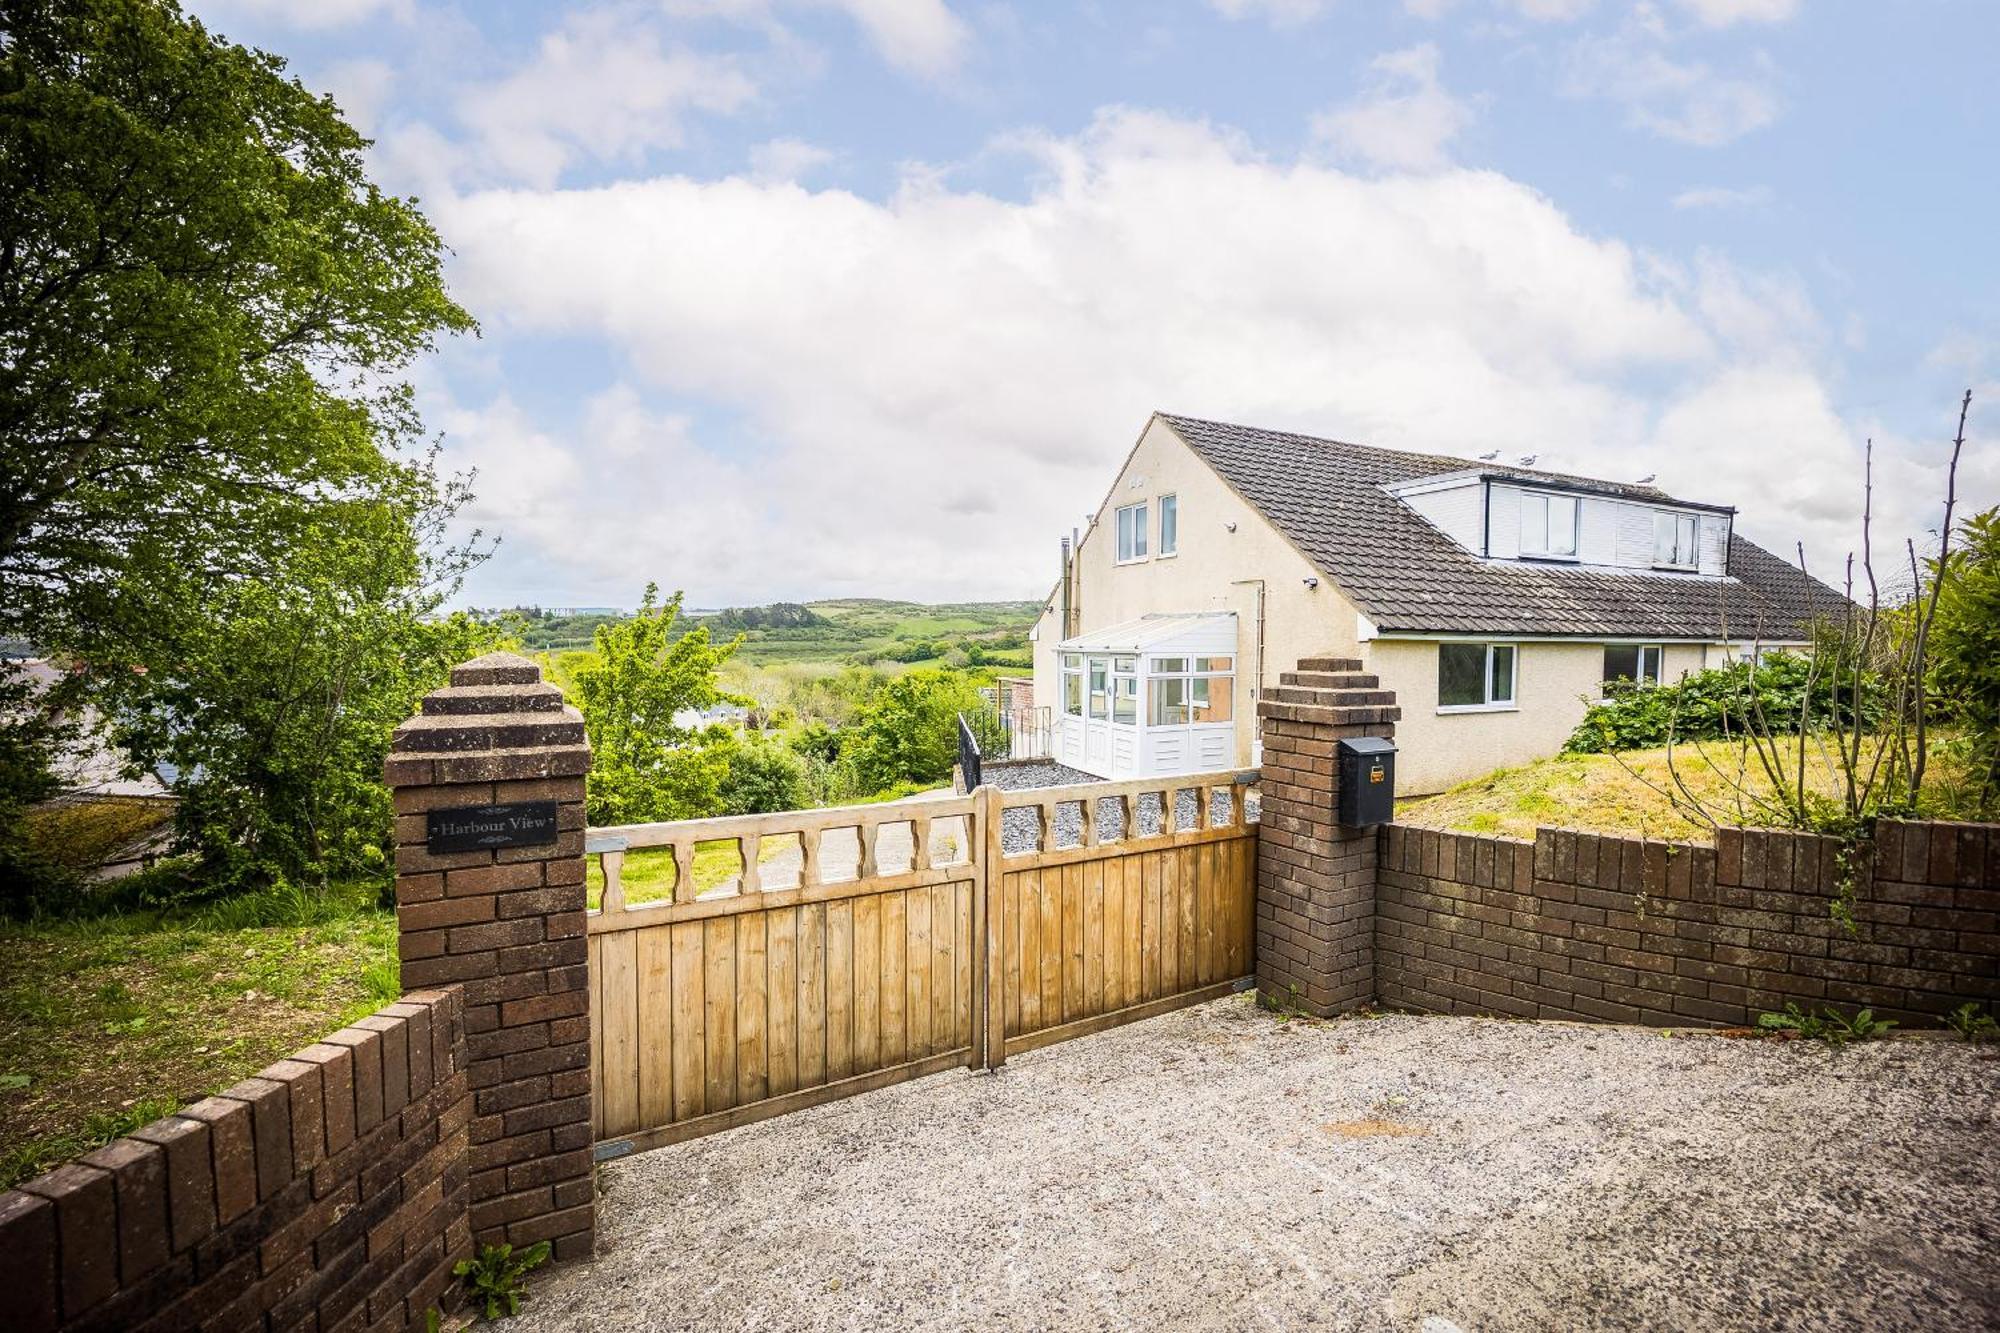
[1303, 576, 1319, 589]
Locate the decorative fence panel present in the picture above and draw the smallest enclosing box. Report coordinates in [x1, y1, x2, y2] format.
[585, 769, 1260, 1160]
[586, 797, 984, 1158]
[992, 776, 1260, 1056]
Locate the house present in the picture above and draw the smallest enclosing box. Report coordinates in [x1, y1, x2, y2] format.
[1030, 413, 1848, 795]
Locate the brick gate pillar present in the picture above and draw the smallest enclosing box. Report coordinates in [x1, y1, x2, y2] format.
[385, 652, 595, 1262]
[1254, 656, 1399, 1017]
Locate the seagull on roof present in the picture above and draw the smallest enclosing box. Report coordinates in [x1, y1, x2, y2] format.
[1477, 450, 1501, 461]
[1517, 454, 1539, 466]
[1636, 473, 1657, 484]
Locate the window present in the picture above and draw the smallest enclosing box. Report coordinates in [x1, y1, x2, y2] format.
[1088, 659, 1109, 719]
[1603, 644, 1663, 688]
[1116, 502, 1148, 562]
[1654, 512, 1699, 568]
[1148, 657, 1234, 725]
[1158, 494, 1178, 556]
[1112, 656, 1138, 724]
[1520, 493, 1578, 558]
[1438, 642, 1517, 710]
[1062, 664, 1083, 716]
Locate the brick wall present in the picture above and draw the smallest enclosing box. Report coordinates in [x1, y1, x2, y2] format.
[0, 991, 470, 1333]
[1378, 821, 2000, 1027]
[1254, 658, 1400, 1016]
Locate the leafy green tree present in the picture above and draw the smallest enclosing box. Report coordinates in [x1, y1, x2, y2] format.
[0, 0, 471, 770]
[719, 736, 809, 815]
[838, 669, 986, 795]
[1930, 506, 2000, 811]
[572, 585, 744, 826]
[99, 475, 493, 893]
[0, 0, 481, 893]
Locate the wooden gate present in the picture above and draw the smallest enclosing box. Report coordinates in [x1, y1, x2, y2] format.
[586, 770, 1258, 1159]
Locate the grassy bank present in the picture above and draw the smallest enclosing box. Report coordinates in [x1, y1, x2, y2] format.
[0, 881, 398, 1189]
[1396, 738, 1975, 842]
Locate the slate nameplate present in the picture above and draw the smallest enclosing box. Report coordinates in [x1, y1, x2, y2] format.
[426, 801, 560, 854]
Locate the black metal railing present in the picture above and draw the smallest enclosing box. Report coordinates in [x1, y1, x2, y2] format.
[958, 703, 1052, 769]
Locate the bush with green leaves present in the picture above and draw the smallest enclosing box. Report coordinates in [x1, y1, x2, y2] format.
[719, 736, 810, 815]
[1928, 507, 2000, 814]
[572, 585, 746, 826]
[1755, 1002, 1897, 1046]
[1565, 651, 1876, 755]
[836, 669, 988, 795]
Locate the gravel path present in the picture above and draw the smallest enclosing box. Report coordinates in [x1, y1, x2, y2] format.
[516, 1000, 2000, 1332]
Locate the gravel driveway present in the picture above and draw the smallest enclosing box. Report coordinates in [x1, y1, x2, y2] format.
[516, 999, 1999, 1332]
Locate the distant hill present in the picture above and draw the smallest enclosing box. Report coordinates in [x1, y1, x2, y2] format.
[497, 596, 1043, 667]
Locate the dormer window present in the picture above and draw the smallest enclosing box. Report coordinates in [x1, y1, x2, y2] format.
[1654, 512, 1699, 569]
[1520, 492, 1578, 559]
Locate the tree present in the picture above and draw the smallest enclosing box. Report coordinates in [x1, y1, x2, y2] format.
[1930, 506, 2000, 812]
[838, 669, 985, 795]
[99, 468, 492, 892]
[0, 0, 472, 703]
[572, 585, 744, 826]
[0, 0, 478, 890]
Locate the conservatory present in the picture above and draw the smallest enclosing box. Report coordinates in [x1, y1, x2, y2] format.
[1053, 613, 1239, 780]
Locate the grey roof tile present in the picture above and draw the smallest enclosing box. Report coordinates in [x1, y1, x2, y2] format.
[1161, 413, 1849, 639]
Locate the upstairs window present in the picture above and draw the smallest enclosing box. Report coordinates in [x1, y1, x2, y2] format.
[1654, 512, 1699, 568]
[1521, 493, 1578, 559]
[1603, 644, 1663, 688]
[1438, 642, 1517, 710]
[1116, 502, 1148, 562]
[1158, 494, 1178, 556]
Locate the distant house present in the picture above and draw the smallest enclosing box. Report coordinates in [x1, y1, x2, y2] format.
[1031, 413, 1847, 795]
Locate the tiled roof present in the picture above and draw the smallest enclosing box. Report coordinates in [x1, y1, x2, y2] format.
[1161, 413, 1850, 639]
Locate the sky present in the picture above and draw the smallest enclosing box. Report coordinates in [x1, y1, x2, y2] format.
[183, 0, 1999, 611]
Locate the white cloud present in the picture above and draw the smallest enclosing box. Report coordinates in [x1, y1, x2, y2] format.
[827, 0, 970, 77]
[403, 108, 2000, 606]
[1207, 0, 1334, 22]
[188, 0, 413, 31]
[1312, 44, 1473, 172]
[1404, 0, 1596, 19]
[748, 138, 839, 183]
[1561, 8, 1783, 145]
[1675, 0, 1800, 26]
[455, 10, 756, 187]
[665, 0, 971, 76]
[1671, 183, 1775, 210]
[318, 58, 396, 136]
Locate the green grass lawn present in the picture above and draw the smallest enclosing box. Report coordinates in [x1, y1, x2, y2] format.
[0, 881, 399, 1189]
[1396, 737, 1976, 842]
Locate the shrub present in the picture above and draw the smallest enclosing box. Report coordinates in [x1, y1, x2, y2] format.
[837, 669, 986, 794]
[719, 738, 810, 815]
[1564, 652, 1876, 755]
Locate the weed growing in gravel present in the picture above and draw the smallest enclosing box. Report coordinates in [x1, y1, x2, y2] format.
[1944, 1003, 1998, 1041]
[455, 1241, 552, 1320]
[1755, 1003, 1898, 1046]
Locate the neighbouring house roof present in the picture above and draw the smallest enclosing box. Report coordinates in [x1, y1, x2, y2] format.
[1159, 413, 1851, 640]
[1058, 612, 1237, 654]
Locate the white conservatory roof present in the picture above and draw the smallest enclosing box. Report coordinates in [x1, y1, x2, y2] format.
[1057, 612, 1236, 655]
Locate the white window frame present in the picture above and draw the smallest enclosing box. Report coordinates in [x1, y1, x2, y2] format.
[1157, 494, 1178, 557]
[1115, 502, 1148, 563]
[1601, 643, 1664, 692]
[1520, 492, 1579, 560]
[1654, 511, 1700, 570]
[1436, 642, 1519, 713]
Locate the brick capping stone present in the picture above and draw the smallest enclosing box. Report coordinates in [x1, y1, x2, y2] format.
[385, 652, 595, 1265]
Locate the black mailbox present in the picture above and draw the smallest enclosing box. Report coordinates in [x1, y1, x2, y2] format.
[1336, 736, 1396, 828]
